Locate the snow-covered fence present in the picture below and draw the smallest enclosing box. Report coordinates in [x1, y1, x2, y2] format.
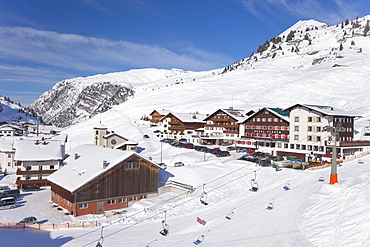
[345, 149, 370, 162]
[0, 221, 98, 230]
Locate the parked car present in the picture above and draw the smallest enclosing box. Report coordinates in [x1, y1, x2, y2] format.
[259, 159, 272, 167]
[174, 162, 184, 167]
[143, 134, 150, 139]
[210, 148, 222, 155]
[179, 138, 187, 142]
[184, 143, 194, 149]
[216, 151, 231, 157]
[0, 197, 16, 210]
[18, 216, 38, 224]
[22, 185, 41, 192]
[153, 130, 161, 133]
[0, 189, 20, 199]
[0, 186, 10, 192]
[226, 146, 236, 151]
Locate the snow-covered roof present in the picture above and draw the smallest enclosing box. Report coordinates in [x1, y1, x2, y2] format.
[163, 112, 207, 123]
[47, 144, 161, 192]
[285, 104, 361, 117]
[0, 127, 14, 131]
[13, 140, 63, 161]
[94, 121, 107, 129]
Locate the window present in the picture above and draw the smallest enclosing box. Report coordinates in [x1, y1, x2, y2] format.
[294, 135, 299, 140]
[308, 126, 312, 132]
[50, 165, 54, 170]
[308, 145, 312, 151]
[95, 179, 99, 184]
[95, 189, 99, 194]
[316, 136, 321, 141]
[107, 199, 116, 205]
[308, 136, 312, 141]
[308, 117, 313, 122]
[317, 117, 321, 122]
[294, 117, 299, 122]
[119, 198, 127, 203]
[26, 175, 31, 180]
[79, 203, 88, 209]
[294, 126, 299, 131]
[26, 166, 31, 171]
[7, 154, 11, 158]
[39, 166, 43, 170]
[290, 144, 294, 149]
[296, 144, 300, 150]
[140, 195, 147, 199]
[130, 197, 137, 201]
[301, 145, 306, 150]
[316, 126, 321, 132]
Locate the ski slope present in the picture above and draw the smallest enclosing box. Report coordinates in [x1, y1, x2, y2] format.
[1, 119, 370, 246]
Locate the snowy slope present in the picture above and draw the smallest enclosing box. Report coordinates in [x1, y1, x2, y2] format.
[0, 96, 37, 123]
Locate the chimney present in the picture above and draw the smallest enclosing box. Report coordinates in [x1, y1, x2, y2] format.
[74, 153, 79, 160]
[103, 160, 108, 169]
[35, 140, 39, 145]
[192, 115, 197, 119]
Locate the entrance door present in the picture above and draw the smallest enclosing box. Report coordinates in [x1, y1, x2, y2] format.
[97, 201, 104, 213]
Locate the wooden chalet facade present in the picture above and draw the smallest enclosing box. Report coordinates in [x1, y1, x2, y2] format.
[47, 145, 162, 216]
[237, 108, 290, 151]
[149, 109, 170, 125]
[202, 108, 253, 145]
[161, 112, 205, 141]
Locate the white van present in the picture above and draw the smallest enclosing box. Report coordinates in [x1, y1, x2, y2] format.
[0, 197, 16, 210]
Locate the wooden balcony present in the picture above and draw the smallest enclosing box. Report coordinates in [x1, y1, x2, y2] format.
[15, 177, 51, 189]
[338, 141, 370, 147]
[16, 169, 57, 175]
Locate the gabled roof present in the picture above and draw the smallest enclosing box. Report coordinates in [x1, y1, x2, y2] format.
[284, 104, 361, 117]
[204, 108, 247, 122]
[161, 112, 206, 123]
[47, 144, 162, 192]
[150, 109, 171, 116]
[13, 140, 63, 161]
[239, 107, 290, 124]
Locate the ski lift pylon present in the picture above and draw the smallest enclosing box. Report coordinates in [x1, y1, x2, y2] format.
[96, 226, 104, 247]
[249, 171, 259, 192]
[159, 211, 170, 236]
[200, 184, 208, 205]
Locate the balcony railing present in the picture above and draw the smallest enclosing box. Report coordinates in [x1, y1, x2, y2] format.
[16, 169, 57, 175]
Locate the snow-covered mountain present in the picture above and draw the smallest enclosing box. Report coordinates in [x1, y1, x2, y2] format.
[28, 16, 370, 128]
[0, 96, 37, 123]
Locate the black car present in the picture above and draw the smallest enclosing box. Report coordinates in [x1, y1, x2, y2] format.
[143, 134, 150, 139]
[216, 151, 230, 157]
[22, 186, 41, 192]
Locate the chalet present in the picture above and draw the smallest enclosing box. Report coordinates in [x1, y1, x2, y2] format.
[14, 140, 64, 189]
[202, 107, 254, 145]
[160, 112, 206, 143]
[281, 104, 363, 161]
[94, 122, 138, 152]
[149, 109, 170, 126]
[237, 107, 290, 153]
[0, 126, 15, 137]
[47, 144, 162, 216]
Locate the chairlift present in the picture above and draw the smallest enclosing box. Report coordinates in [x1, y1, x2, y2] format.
[283, 180, 291, 190]
[225, 208, 236, 220]
[159, 211, 170, 236]
[96, 226, 104, 247]
[249, 171, 259, 192]
[200, 184, 209, 205]
[318, 174, 325, 182]
[266, 198, 275, 210]
[358, 158, 364, 164]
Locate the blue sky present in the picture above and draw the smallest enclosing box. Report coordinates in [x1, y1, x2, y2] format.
[0, 0, 368, 105]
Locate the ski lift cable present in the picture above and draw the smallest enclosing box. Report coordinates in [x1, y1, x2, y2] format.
[82, 168, 262, 246]
[80, 167, 261, 246]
